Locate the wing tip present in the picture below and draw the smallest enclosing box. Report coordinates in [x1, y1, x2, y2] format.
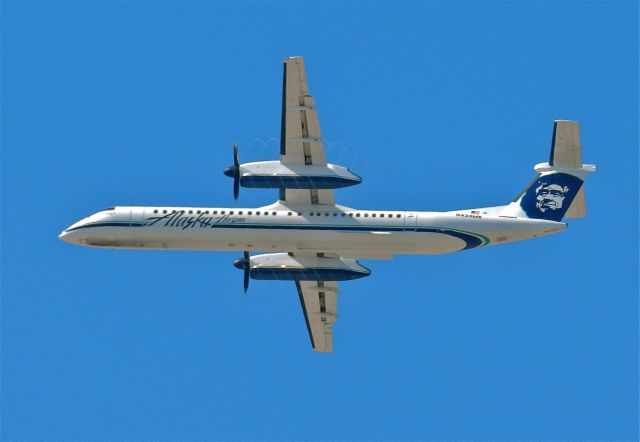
[295, 281, 317, 349]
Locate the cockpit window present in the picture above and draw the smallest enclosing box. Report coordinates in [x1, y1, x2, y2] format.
[102, 207, 115, 211]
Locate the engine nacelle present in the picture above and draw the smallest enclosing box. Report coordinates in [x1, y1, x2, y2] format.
[248, 253, 370, 281]
[235, 161, 361, 189]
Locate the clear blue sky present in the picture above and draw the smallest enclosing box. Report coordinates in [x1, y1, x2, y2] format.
[2, 1, 638, 440]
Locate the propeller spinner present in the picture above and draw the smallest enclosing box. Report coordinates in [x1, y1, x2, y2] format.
[223, 143, 241, 200]
[232, 251, 250, 293]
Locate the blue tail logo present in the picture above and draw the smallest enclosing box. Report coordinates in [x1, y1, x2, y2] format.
[520, 173, 583, 221]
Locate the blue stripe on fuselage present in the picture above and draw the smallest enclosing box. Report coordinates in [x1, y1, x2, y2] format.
[65, 222, 147, 232]
[67, 220, 487, 250]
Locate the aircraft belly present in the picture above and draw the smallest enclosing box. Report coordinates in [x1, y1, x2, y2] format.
[288, 230, 464, 255]
[81, 225, 469, 255]
[121, 227, 466, 255]
[393, 232, 466, 254]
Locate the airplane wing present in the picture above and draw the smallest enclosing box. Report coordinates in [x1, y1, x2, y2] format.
[280, 58, 342, 351]
[280, 56, 335, 206]
[295, 280, 339, 352]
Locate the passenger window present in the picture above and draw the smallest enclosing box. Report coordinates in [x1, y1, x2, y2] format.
[310, 212, 314, 216]
[154, 210, 158, 214]
[163, 210, 167, 214]
[272, 211, 277, 216]
[256, 211, 260, 215]
[238, 211, 243, 215]
[396, 214, 401, 218]
[348, 213, 353, 217]
[213, 210, 218, 215]
[364, 213, 369, 217]
[230, 211, 234, 215]
[388, 214, 392, 218]
[372, 214, 376, 217]
[341, 213, 346, 217]
[325, 213, 329, 216]
[297, 212, 302, 216]
[287, 212, 292, 216]
[221, 211, 226, 215]
[356, 213, 361, 217]
[197, 210, 201, 214]
[248, 211, 253, 215]
[333, 213, 338, 216]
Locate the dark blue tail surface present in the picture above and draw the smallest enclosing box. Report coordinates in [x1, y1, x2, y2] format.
[519, 172, 584, 222]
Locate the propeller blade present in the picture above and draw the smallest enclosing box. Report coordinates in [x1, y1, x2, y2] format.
[233, 143, 240, 200]
[233, 143, 239, 168]
[233, 176, 240, 200]
[243, 251, 250, 293]
[243, 268, 250, 294]
[233, 251, 251, 294]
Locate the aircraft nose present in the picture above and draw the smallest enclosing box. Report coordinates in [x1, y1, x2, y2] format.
[58, 229, 70, 242]
[59, 223, 83, 244]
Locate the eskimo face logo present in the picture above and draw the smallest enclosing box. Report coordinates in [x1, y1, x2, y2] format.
[535, 182, 569, 212]
[520, 172, 582, 221]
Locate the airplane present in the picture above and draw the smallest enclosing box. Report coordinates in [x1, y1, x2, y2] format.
[59, 56, 596, 352]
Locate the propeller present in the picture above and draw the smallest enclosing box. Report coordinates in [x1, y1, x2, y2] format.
[233, 251, 250, 293]
[223, 143, 241, 200]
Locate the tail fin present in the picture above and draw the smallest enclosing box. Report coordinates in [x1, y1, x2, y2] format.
[501, 121, 596, 222]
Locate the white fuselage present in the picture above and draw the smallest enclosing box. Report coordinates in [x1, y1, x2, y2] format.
[59, 206, 567, 258]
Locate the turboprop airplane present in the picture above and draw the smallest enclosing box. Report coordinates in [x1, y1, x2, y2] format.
[59, 56, 596, 352]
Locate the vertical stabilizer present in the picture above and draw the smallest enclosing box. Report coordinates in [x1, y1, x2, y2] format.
[501, 121, 595, 221]
[549, 121, 587, 218]
[564, 187, 587, 218]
